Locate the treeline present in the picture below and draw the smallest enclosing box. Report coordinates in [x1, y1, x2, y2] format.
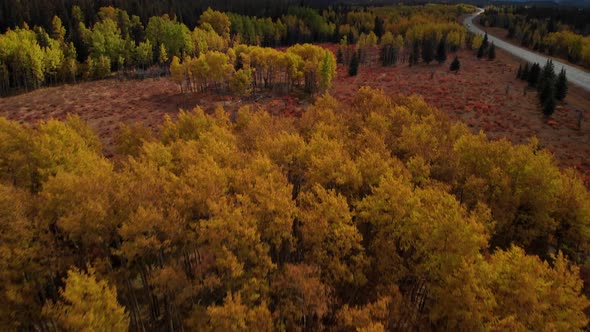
[0, 0, 294, 33]
[2, 87, 590, 331]
[170, 44, 336, 96]
[0, 4, 475, 96]
[480, 6, 590, 69]
[511, 5, 590, 35]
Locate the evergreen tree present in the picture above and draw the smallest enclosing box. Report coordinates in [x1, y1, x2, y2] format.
[539, 78, 554, 104]
[517, 64, 522, 79]
[554, 68, 568, 101]
[409, 40, 420, 67]
[527, 63, 541, 87]
[543, 88, 556, 117]
[421, 36, 435, 64]
[539, 59, 555, 90]
[348, 50, 359, 76]
[450, 56, 460, 72]
[482, 32, 489, 49]
[374, 16, 385, 38]
[436, 38, 447, 64]
[488, 42, 496, 60]
[521, 63, 530, 81]
[477, 43, 485, 59]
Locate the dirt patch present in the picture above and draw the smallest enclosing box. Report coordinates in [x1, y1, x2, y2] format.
[0, 78, 311, 156]
[0, 47, 589, 182]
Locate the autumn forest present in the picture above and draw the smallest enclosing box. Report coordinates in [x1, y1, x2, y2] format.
[1, 1, 590, 332]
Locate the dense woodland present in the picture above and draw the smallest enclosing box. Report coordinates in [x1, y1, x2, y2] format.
[0, 0, 296, 31]
[1, 87, 590, 331]
[479, 5, 590, 69]
[2, 2, 590, 331]
[0, 4, 475, 96]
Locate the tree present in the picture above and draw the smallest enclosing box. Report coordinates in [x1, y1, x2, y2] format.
[297, 184, 366, 287]
[374, 16, 385, 38]
[488, 42, 496, 60]
[421, 35, 435, 64]
[539, 59, 555, 90]
[158, 43, 168, 65]
[477, 43, 485, 59]
[135, 40, 153, 69]
[542, 88, 556, 117]
[435, 37, 447, 64]
[319, 50, 336, 92]
[487, 247, 589, 331]
[450, 56, 460, 73]
[199, 8, 231, 38]
[50, 16, 66, 43]
[349, 50, 359, 76]
[516, 64, 522, 79]
[521, 62, 530, 81]
[170, 56, 183, 91]
[380, 32, 402, 66]
[409, 40, 420, 67]
[196, 293, 273, 332]
[527, 62, 541, 86]
[482, 32, 489, 49]
[43, 266, 129, 332]
[554, 68, 568, 101]
[230, 68, 253, 97]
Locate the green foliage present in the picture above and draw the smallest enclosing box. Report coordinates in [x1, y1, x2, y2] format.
[230, 68, 254, 97]
[146, 15, 193, 61]
[319, 50, 336, 93]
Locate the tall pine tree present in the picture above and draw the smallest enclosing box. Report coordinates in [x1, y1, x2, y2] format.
[450, 56, 460, 73]
[488, 42, 496, 60]
[554, 68, 568, 101]
[436, 38, 447, 64]
[421, 35, 435, 64]
[348, 50, 359, 76]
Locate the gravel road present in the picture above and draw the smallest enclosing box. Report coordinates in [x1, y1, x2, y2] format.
[464, 8, 590, 92]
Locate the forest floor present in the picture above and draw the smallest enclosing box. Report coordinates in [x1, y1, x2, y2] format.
[0, 47, 589, 183]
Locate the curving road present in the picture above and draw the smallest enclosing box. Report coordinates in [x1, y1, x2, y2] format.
[463, 8, 590, 92]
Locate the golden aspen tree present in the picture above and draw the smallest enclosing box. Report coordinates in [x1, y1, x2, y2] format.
[43, 266, 129, 332]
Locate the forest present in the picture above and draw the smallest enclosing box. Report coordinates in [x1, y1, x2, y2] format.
[479, 5, 590, 69]
[2, 87, 590, 331]
[0, 4, 474, 95]
[2, 2, 590, 331]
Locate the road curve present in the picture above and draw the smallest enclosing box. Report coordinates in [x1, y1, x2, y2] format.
[463, 8, 590, 92]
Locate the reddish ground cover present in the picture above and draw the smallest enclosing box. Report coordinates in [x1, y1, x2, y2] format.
[0, 47, 588, 182]
[328, 47, 590, 184]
